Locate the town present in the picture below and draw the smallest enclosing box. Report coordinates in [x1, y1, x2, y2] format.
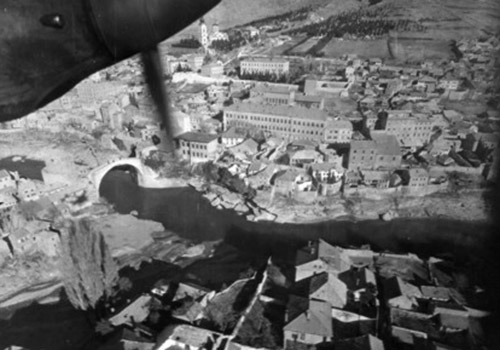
[0, 0, 498, 349]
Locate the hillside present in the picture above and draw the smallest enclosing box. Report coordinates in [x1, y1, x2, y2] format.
[164, 0, 349, 42]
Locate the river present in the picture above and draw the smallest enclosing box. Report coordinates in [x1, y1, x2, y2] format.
[0, 169, 498, 350]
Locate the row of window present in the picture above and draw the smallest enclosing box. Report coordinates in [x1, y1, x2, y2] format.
[226, 113, 325, 128]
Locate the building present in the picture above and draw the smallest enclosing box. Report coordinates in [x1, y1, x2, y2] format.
[140, 124, 161, 141]
[156, 324, 223, 350]
[201, 62, 224, 77]
[304, 79, 350, 97]
[408, 168, 429, 189]
[359, 170, 391, 189]
[273, 169, 313, 195]
[75, 81, 126, 106]
[290, 272, 348, 309]
[0, 170, 15, 191]
[209, 22, 229, 43]
[294, 240, 373, 281]
[283, 296, 333, 349]
[335, 334, 385, 350]
[224, 103, 351, 143]
[240, 57, 290, 76]
[294, 93, 325, 110]
[220, 127, 245, 147]
[187, 54, 205, 72]
[378, 111, 436, 148]
[324, 117, 353, 144]
[176, 132, 219, 163]
[109, 295, 152, 327]
[370, 132, 402, 169]
[309, 163, 344, 183]
[348, 140, 377, 170]
[199, 18, 209, 49]
[384, 276, 422, 310]
[290, 149, 323, 168]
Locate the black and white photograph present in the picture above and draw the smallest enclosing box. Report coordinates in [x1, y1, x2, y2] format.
[1, 0, 500, 349]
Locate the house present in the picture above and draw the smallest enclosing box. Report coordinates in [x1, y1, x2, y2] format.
[391, 325, 428, 346]
[108, 294, 152, 327]
[295, 240, 360, 281]
[389, 307, 440, 339]
[176, 132, 219, 163]
[273, 169, 313, 195]
[172, 282, 212, 302]
[0, 190, 17, 210]
[201, 63, 224, 78]
[383, 276, 422, 310]
[335, 334, 385, 350]
[230, 138, 259, 162]
[419, 286, 453, 302]
[283, 296, 333, 349]
[155, 324, 223, 350]
[16, 179, 41, 202]
[221, 127, 246, 147]
[370, 132, 402, 170]
[432, 302, 469, 330]
[290, 272, 348, 309]
[338, 266, 377, 296]
[246, 160, 267, 177]
[360, 170, 391, 189]
[0, 170, 15, 191]
[408, 168, 429, 189]
[309, 163, 344, 183]
[331, 307, 377, 340]
[348, 140, 377, 170]
[290, 149, 323, 168]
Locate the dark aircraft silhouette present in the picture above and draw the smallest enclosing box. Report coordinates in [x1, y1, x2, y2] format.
[0, 0, 221, 142]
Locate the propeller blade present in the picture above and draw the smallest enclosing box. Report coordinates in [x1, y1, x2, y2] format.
[141, 47, 175, 152]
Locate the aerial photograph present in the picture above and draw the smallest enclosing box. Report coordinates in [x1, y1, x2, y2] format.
[0, 0, 499, 349]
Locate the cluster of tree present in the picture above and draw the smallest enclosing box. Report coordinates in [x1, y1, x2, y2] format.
[285, 8, 425, 40]
[171, 36, 201, 49]
[197, 161, 257, 200]
[209, 31, 252, 52]
[58, 218, 119, 310]
[239, 71, 289, 84]
[244, 6, 313, 28]
[174, 64, 192, 73]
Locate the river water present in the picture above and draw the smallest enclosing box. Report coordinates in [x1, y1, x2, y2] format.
[0, 169, 497, 350]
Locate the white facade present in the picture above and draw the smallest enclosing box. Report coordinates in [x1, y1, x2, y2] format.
[240, 58, 290, 76]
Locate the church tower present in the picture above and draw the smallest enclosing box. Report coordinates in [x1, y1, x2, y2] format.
[199, 18, 208, 50]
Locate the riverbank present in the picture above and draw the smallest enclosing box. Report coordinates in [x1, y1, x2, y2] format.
[188, 178, 492, 223]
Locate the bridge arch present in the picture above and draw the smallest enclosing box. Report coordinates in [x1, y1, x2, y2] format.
[88, 158, 147, 193]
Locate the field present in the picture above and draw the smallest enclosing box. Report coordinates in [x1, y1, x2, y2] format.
[320, 39, 392, 59]
[388, 37, 453, 62]
[288, 37, 322, 55]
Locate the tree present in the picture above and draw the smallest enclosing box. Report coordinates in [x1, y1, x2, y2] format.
[57, 218, 118, 310]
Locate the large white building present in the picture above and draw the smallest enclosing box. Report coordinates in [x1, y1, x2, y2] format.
[223, 103, 352, 143]
[240, 57, 290, 76]
[176, 132, 219, 163]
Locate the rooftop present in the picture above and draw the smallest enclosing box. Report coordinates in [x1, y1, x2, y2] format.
[284, 296, 333, 337]
[225, 102, 329, 121]
[156, 324, 220, 348]
[371, 132, 401, 156]
[176, 132, 218, 143]
[241, 56, 288, 64]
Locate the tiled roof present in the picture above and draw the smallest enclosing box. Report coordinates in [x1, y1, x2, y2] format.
[371, 132, 401, 156]
[225, 102, 329, 121]
[284, 297, 333, 337]
[176, 132, 218, 143]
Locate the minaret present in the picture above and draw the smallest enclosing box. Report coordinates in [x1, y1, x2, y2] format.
[199, 18, 208, 50]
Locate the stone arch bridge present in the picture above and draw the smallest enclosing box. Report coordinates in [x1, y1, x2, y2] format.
[88, 158, 159, 192]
